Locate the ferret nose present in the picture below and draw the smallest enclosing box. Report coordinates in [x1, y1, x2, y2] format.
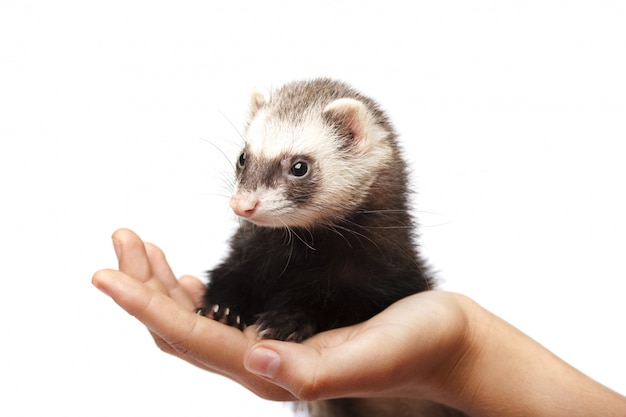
[230, 194, 259, 217]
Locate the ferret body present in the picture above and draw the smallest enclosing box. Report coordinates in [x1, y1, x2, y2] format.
[200, 79, 465, 416]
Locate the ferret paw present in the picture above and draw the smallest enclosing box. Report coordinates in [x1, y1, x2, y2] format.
[196, 304, 245, 330]
[255, 311, 316, 342]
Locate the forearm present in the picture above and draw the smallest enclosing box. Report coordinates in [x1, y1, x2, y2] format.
[438, 296, 626, 417]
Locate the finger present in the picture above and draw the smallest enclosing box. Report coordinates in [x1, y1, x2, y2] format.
[94, 265, 224, 372]
[92, 268, 227, 362]
[112, 228, 175, 298]
[112, 228, 153, 283]
[92, 268, 293, 401]
[92, 268, 243, 371]
[178, 275, 206, 308]
[144, 243, 196, 310]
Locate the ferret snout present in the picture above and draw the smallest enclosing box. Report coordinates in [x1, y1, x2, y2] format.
[230, 193, 259, 218]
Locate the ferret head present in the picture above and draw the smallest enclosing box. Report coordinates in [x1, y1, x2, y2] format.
[230, 79, 396, 228]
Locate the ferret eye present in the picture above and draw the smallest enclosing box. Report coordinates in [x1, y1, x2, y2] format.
[238, 152, 246, 167]
[290, 161, 308, 177]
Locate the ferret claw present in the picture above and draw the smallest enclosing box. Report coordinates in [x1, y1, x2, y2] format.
[197, 303, 245, 330]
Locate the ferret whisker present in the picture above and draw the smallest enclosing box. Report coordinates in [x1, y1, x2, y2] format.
[200, 137, 236, 172]
[325, 218, 384, 255]
[293, 204, 408, 237]
[320, 223, 353, 248]
[214, 174, 235, 198]
[356, 209, 408, 215]
[206, 192, 233, 200]
[328, 215, 423, 269]
[282, 225, 293, 245]
[276, 220, 295, 277]
[285, 223, 316, 251]
[216, 110, 247, 144]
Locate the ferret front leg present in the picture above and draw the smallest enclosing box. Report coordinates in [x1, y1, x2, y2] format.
[255, 308, 317, 342]
[198, 267, 262, 331]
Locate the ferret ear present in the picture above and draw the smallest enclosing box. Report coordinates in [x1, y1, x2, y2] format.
[323, 98, 372, 150]
[249, 87, 271, 119]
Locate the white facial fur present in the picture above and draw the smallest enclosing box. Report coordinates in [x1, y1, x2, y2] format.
[232, 83, 394, 228]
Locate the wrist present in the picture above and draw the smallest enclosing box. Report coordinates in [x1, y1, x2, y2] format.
[431, 294, 626, 417]
[420, 293, 484, 413]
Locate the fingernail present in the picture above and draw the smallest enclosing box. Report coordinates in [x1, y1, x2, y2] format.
[245, 347, 281, 379]
[91, 272, 111, 297]
[112, 237, 121, 261]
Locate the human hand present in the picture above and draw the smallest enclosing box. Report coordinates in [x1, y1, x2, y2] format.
[243, 290, 471, 403]
[91, 228, 294, 400]
[91, 228, 470, 406]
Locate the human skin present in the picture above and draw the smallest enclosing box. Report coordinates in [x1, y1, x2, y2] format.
[92, 228, 626, 417]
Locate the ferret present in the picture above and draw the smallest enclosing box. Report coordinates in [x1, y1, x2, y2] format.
[199, 78, 466, 417]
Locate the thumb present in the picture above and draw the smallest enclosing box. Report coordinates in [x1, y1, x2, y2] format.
[244, 338, 372, 401]
[243, 340, 333, 401]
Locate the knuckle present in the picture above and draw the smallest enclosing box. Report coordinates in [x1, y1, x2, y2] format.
[292, 351, 329, 401]
[152, 333, 191, 356]
[169, 340, 192, 356]
[295, 375, 325, 401]
[153, 337, 176, 355]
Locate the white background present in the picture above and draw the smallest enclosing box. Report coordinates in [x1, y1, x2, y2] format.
[1, 1, 625, 416]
